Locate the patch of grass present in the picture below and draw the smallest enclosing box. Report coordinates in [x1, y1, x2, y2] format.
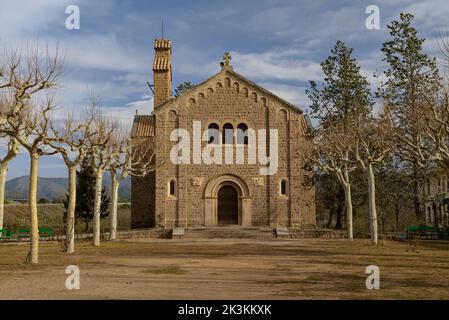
[141, 267, 187, 275]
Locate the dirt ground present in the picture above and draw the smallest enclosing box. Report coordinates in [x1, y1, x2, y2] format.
[0, 238, 449, 299]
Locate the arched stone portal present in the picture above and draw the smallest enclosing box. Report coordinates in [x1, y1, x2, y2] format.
[204, 174, 252, 226]
[217, 185, 239, 224]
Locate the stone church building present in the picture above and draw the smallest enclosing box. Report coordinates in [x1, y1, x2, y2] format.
[130, 39, 315, 229]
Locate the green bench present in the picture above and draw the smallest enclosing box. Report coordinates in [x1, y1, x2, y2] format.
[17, 228, 30, 240]
[406, 226, 436, 232]
[0, 229, 14, 241]
[39, 228, 53, 238]
[0, 228, 54, 240]
[406, 226, 441, 240]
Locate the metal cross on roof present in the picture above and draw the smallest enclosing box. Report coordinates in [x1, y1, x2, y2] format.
[220, 52, 232, 69]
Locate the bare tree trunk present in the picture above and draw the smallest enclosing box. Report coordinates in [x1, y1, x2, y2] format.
[0, 162, 8, 230]
[92, 168, 103, 246]
[109, 173, 119, 241]
[341, 166, 353, 240]
[413, 162, 422, 222]
[65, 165, 77, 253]
[326, 207, 335, 228]
[343, 184, 353, 240]
[367, 164, 378, 244]
[27, 153, 40, 264]
[395, 203, 400, 232]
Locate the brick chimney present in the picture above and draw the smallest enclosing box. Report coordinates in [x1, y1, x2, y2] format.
[153, 39, 172, 109]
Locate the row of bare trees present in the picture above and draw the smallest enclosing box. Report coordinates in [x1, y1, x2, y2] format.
[0, 44, 154, 264]
[307, 13, 449, 244]
[306, 98, 393, 244]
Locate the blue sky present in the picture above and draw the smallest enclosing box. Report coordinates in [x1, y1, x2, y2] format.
[0, 0, 447, 179]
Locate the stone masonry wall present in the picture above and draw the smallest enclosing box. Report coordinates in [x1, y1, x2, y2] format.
[145, 69, 316, 228]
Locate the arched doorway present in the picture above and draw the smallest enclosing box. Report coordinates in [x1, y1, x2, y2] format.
[204, 174, 252, 226]
[217, 185, 238, 224]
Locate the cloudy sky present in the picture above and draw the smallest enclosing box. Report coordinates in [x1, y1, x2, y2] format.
[0, 0, 448, 179]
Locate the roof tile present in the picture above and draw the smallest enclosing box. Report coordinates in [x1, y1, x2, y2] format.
[154, 39, 171, 49]
[153, 58, 170, 71]
[131, 115, 155, 137]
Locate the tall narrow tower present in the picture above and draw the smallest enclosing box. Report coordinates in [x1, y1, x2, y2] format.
[153, 39, 172, 109]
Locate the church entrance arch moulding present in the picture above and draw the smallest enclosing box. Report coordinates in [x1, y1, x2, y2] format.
[204, 174, 252, 226]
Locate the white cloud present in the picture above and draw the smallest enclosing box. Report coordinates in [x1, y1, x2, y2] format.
[173, 44, 219, 77]
[61, 33, 150, 73]
[232, 49, 322, 82]
[58, 77, 147, 105]
[259, 82, 309, 109]
[400, 0, 449, 30]
[105, 97, 153, 126]
[0, 0, 76, 38]
[112, 73, 149, 84]
[247, 2, 367, 44]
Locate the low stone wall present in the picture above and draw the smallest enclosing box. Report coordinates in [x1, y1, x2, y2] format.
[287, 228, 347, 239]
[117, 228, 171, 239]
[1, 227, 348, 243]
[117, 227, 347, 240]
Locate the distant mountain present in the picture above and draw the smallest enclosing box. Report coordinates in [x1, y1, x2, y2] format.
[5, 175, 131, 201]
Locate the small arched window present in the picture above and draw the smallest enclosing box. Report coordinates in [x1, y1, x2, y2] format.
[223, 123, 234, 144]
[207, 123, 220, 144]
[280, 179, 288, 196]
[169, 179, 176, 196]
[236, 123, 248, 145]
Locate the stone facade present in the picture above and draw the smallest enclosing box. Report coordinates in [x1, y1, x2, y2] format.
[424, 174, 449, 228]
[131, 39, 316, 229]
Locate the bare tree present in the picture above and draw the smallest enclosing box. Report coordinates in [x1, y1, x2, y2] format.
[4, 99, 58, 263]
[306, 121, 356, 239]
[89, 113, 117, 246]
[0, 120, 19, 230]
[0, 80, 20, 232]
[108, 129, 156, 240]
[0, 43, 63, 264]
[353, 111, 393, 244]
[44, 106, 96, 253]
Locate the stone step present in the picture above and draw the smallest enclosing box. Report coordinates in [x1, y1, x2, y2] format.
[115, 227, 347, 240]
[174, 226, 274, 239]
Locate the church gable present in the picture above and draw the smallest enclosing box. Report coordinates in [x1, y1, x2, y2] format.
[133, 46, 312, 138]
[152, 54, 304, 118]
[153, 67, 312, 138]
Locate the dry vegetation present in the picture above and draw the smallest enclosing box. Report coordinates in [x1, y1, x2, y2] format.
[0, 238, 448, 299]
[2, 204, 130, 234]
